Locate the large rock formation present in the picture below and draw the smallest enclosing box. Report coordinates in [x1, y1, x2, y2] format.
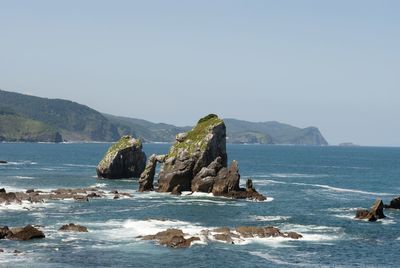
[355, 198, 386, 222]
[158, 114, 227, 192]
[154, 114, 265, 200]
[96, 136, 146, 179]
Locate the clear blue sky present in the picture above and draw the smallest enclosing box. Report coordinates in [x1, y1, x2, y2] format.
[0, 1, 399, 146]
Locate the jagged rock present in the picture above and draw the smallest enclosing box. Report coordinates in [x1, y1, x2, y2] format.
[0, 192, 21, 204]
[212, 160, 241, 194]
[26, 189, 35, 194]
[96, 135, 146, 179]
[385, 196, 400, 209]
[59, 223, 88, 232]
[171, 185, 182, 195]
[0, 226, 11, 239]
[141, 229, 200, 248]
[191, 157, 223, 192]
[139, 154, 158, 192]
[355, 199, 386, 221]
[7, 225, 45, 240]
[158, 114, 227, 192]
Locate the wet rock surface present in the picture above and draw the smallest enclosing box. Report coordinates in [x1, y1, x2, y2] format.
[355, 199, 386, 221]
[141, 229, 200, 248]
[59, 223, 88, 232]
[384, 196, 400, 209]
[3, 225, 45, 241]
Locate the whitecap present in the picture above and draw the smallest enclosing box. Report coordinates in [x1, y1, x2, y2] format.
[12, 175, 35, 180]
[249, 251, 308, 266]
[291, 182, 394, 196]
[280, 224, 343, 242]
[251, 215, 291, 222]
[64, 164, 97, 168]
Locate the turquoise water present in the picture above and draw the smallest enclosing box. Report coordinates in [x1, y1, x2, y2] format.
[1, 143, 400, 267]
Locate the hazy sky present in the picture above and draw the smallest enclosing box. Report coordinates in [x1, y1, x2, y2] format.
[1, 1, 399, 146]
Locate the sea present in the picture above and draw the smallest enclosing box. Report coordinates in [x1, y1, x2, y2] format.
[1, 143, 400, 267]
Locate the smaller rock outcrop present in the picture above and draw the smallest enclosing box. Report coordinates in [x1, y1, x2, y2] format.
[59, 223, 88, 232]
[384, 196, 400, 209]
[96, 136, 146, 179]
[139, 154, 165, 192]
[0, 160, 7, 164]
[141, 229, 200, 248]
[355, 199, 386, 222]
[7, 225, 45, 240]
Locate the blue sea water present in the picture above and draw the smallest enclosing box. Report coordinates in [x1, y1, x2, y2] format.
[1, 143, 400, 267]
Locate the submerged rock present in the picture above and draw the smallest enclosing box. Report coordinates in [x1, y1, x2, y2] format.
[154, 114, 265, 200]
[7, 225, 45, 240]
[59, 223, 88, 232]
[96, 135, 146, 179]
[0, 160, 7, 164]
[355, 199, 386, 221]
[141, 229, 200, 248]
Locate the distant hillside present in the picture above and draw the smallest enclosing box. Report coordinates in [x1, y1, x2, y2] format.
[224, 119, 328, 145]
[0, 89, 328, 145]
[0, 89, 119, 141]
[103, 114, 190, 142]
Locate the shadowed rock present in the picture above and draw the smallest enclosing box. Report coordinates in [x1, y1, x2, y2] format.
[96, 135, 146, 179]
[59, 223, 88, 232]
[7, 225, 45, 240]
[138, 154, 166, 192]
[384, 196, 400, 209]
[141, 229, 200, 248]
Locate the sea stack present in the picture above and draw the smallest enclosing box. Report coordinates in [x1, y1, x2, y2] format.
[154, 114, 265, 200]
[96, 136, 146, 179]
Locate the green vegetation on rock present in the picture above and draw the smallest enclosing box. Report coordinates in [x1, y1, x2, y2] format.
[98, 136, 142, 169]
[168, 114, 224, 157]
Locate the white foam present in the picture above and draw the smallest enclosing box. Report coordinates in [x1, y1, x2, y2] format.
[292, 182, 394, 196]
[252, 215, 291, 222]
[381, 218, 396, 225]
[12, 175, 35, 179]
[64, 164, 97, 168]
[249, 251, 307, 266]
[280, 224, 343, 242]
[90, 183, 108, 188]
[271, 173, 328, 179]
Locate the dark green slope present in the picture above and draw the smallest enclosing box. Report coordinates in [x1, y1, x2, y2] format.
[0, 89, 119, 141]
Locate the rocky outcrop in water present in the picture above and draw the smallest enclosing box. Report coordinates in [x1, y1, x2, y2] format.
[141, 225, 302, 248]
[154, 114, 265, 200]
[355, 199, 386, 222]
[96, 135, 146, 179]
[59, 223, 88, 232]
[139, 154, 165, 192]
[0, 160, 7, 164]
[1, 225, 45, 241]
[141, 229, 200, 248]
[0, 188, 133, 205]
[384, 196, 400, 209]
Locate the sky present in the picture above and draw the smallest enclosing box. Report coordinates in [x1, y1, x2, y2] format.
[0, 0, 399, 146]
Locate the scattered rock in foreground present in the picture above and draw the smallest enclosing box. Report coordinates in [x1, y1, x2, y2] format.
[141, 225, 302, 248]
[3, 225, 45, 241]
[59, 223, 88, 232]
[0, 188, 133, 206]
[355, 198, 386, 222]
[97, 135, 147, 179]
[384, 196, 400, 209]
[141, 229, 200, 248]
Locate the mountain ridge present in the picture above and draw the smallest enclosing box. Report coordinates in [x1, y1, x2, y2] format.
[0, 89, 328, 145]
